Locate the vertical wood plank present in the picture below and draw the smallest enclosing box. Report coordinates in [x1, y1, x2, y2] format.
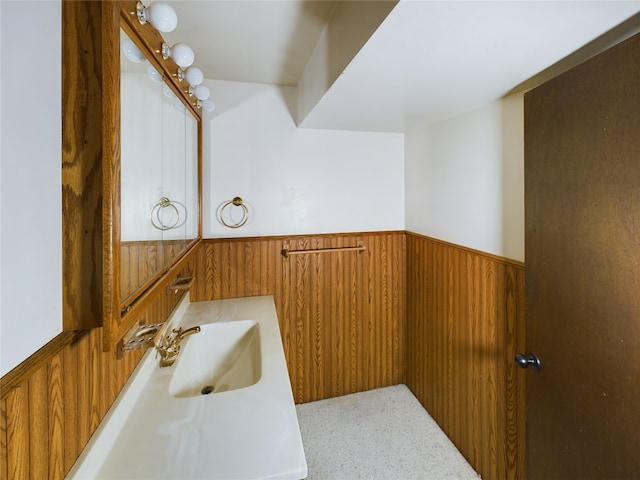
[296, 241, 311, 401]
[368, 234, 379, 390]
[348, 235, 359, 394]
[101, 339, 117, 421]
[87, 330, 102, 436]
[75, 333, 91, 452]
[322, 237, 332, 397]
[494, 262, 508, 480]
[5, 385, 29, 480]
[47, 353, 65, 480]
[28, 366, 49, 479]
[62, 337, 79, 473]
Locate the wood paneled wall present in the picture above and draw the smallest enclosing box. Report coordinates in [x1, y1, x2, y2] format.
[2, 231, 526, 479]
[405, 232, 526, 480]
[1, 332, 144, 480]
[0, 253, 197, 480]
[192, 232, 405, 403]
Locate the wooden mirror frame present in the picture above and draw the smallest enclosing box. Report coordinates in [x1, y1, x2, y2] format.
[62, 0, 202, 351]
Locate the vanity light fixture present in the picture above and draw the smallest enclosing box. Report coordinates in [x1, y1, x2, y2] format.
[132, 2, 214, 113]
[162, 42, 195, 68]
[137, 1, 178, 32]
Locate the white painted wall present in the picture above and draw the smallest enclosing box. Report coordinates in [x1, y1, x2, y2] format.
[405, 94, 525, 261]
[1, 1, 62, 376]
[203, 80, 405, 238]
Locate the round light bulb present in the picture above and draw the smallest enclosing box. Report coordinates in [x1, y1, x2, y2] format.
[147, 65, 163, 83]
[200, 99, 216, 112]
[184, 67, 203, 87]
[143, 2, 177, 32]
[168, 43, 194, 68]
[194, 85, 210, 101]
[122, 38, 145, 63]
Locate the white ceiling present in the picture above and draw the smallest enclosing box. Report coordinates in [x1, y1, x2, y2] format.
[163, 0, 640, 133]
[163, 0, 338, 85]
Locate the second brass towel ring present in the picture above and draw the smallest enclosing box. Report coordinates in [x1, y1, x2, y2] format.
[218, 196, 249, 228]
[151, 196, 179, 231]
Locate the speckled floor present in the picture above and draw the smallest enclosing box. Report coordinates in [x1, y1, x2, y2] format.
[296, 384, 481, 480]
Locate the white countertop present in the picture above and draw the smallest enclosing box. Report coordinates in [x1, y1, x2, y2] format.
[67, 295, 308, 480]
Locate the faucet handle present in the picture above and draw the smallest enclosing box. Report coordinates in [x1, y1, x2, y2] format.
[171, 326, 185, 338]
[162, 330, 173, 345]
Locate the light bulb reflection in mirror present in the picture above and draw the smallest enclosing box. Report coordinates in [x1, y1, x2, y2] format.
[147, 65, 163, 83]
[122, 38, 145, 63]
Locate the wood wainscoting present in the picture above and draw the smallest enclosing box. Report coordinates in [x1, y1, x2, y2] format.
[2, 231, 525, 479]
[0, 250, 198, 480]
[192, 231, 406, 403]
[405, 232, 526, 480]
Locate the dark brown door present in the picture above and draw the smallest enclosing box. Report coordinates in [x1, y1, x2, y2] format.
[524, 33, 640, 479]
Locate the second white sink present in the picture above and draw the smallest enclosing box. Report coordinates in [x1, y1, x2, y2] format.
[169, 320, 262, 397]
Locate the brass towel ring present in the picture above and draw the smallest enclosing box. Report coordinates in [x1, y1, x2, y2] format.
[151, 197, 180, 231]
[219, 196, 249, 228]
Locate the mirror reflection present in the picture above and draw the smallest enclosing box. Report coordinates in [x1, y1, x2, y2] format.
[119, 29, 199, 304]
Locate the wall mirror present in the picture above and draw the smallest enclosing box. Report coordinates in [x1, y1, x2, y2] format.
[119, 29, 199, 306]
[111, 6, 202, 349]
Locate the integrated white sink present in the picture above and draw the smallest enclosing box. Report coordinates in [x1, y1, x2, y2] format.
[66, 295, 307, 480]
[169, 320, 262, 397]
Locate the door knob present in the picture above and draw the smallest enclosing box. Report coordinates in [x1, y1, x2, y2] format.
[515, 352, 541, 371]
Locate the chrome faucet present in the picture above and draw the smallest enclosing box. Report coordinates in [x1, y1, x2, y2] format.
[156, 326, 201, 367]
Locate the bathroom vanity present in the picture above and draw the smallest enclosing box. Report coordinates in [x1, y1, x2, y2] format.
[67, 295, 308, 479]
